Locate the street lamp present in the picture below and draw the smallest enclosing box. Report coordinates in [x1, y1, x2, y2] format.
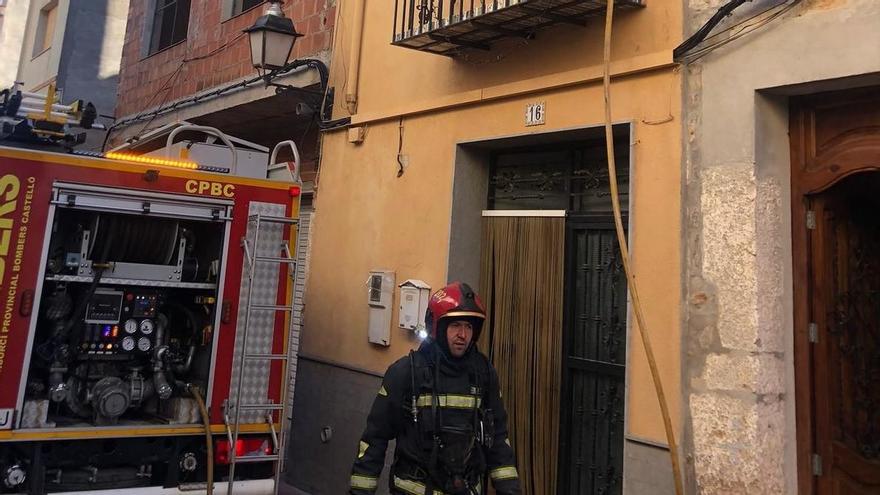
[243, 0, 350, 129]
[244, 1, 302, 72]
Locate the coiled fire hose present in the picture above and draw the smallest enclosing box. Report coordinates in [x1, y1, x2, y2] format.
[601, 2, 684, 493]
[188, 384, 214, 495]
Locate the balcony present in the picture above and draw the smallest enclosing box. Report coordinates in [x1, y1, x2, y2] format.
[392, 0, 643, 56]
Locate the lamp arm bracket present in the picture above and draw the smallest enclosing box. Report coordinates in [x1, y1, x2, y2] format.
[262, 58, 349, 129]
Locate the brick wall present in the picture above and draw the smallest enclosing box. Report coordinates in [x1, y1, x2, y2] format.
[116, 0, 335, 118]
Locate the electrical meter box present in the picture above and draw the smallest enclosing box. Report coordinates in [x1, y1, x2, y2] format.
[367, 270, 395, 346]
[398, 280, 431, 332]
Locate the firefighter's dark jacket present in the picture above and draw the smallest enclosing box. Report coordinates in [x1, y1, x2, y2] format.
[350, 341, 521, 494]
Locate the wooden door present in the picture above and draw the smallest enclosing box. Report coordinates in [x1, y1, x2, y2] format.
[791, 87, 880, 493]
[809, 175, 880, 494]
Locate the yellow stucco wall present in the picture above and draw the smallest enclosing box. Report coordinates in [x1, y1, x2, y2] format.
[349, 0, 679, 118]
[305, 0, 682, 445]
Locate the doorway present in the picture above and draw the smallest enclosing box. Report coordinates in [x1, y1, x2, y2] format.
[477, 127, 630, 494]
[558, 216, 627, 494]
[791, 87, 880, 494]
[806, 176, 880, 494]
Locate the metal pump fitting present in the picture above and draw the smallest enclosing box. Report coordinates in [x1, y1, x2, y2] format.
[3, 465, 26, 488]
[180, 452, 198, 472]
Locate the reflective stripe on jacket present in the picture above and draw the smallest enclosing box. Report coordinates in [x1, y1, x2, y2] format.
[349, 342, 521, 495]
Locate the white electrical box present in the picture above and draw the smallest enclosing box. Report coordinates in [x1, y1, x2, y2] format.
[367, 270, 395, 346]
[398, 279, 431, 332]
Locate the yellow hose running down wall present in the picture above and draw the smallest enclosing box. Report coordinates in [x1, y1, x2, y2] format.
[600, 2, 685, 493]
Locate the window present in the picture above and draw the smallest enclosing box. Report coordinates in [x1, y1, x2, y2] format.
[33, 1, 58, 57]
[233, 0, 264, 16]
[150, 0, 190, 54]
[487, 138, 630, 212]
[222, 0, 264, 21]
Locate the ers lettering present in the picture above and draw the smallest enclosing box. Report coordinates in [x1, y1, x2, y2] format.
[0, 174, 21, 285]
[185, 180, 234, 197]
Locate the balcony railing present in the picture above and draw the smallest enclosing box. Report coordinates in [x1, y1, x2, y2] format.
[392, 0, 643, 56]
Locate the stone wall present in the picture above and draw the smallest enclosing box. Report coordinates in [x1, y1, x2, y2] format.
[681, 0, 880, 492]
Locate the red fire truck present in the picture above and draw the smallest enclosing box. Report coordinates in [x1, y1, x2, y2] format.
[0, 85, 303, 494]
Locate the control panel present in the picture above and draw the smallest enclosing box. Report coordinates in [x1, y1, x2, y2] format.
[79, 289, 161, 357]
[84, 289, 123, 324]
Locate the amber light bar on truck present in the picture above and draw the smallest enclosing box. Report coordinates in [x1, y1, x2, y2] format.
[95, 151, 231, 173]
[105, 152, 198, 169]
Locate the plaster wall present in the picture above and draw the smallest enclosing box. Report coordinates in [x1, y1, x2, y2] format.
[331, 0, 682, 122]
[306, 67, 682, 447]
[17, 0, 69, 92]
[624, 439, 676, 493]
[0, 0, 129, 149]
[447, 145, 490, 285]
[285, 358, 394, 495]
[682, 0, 880, 492]
[55, 0, 129, 150]
[296, 2, 686, 491]
[58, 0, 129, 118]
[0, 0, 30, 88]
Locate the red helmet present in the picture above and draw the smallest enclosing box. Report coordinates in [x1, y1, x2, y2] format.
[425, 282, 486, 341]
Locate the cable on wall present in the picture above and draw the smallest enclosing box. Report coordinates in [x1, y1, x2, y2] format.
[396, 117, 405, 178]
[678, 0, 802, 64]
[674, 0, 752, 60]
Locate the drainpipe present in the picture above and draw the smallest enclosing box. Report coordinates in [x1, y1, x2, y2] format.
[345, 0, 366, 115]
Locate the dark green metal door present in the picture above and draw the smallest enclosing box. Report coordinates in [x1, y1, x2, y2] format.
[559, 218, 627, 495]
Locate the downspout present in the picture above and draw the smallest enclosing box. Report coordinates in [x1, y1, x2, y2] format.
[345, 0, 366, 115]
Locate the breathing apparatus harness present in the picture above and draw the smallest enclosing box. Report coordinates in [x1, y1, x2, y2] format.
[406, 345, 495, 495]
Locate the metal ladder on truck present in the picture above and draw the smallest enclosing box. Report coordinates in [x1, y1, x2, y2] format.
[226, 212, 299, 495]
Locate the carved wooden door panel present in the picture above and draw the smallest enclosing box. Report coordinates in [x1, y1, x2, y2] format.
[809, 176, 880, 494]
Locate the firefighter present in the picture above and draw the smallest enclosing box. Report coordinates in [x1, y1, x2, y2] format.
[350, 282, 521, 495]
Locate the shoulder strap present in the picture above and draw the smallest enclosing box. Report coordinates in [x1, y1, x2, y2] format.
[408, 351, 419, 421]
[468, 351, 493, 404]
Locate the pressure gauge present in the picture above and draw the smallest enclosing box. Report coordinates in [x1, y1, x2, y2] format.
[121, 336, 135, 352]
[139, 319, 154, 335]
[124, 319, 138, 334]
[137, 337, 151, 352]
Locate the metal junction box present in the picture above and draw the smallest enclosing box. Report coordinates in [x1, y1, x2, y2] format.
[398, 279, 430, 333]
[367, 270, 395, 346]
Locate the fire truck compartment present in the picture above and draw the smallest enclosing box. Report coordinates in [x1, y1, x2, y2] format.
[20, 183, 232, 429]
